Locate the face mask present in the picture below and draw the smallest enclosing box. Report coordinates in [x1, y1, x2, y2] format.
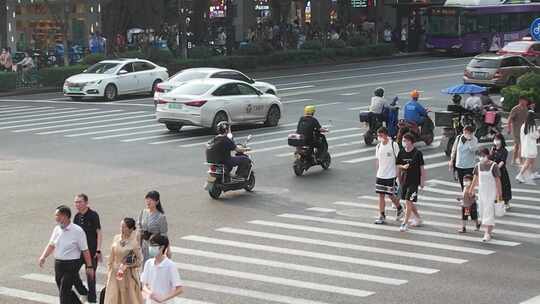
[227, 133, 233, 139]
[377, 136, 384, 142]
[494, 140, 501, 146]
[464, 134, 471, 140]
[480, 156, 488, 163]
[148, 246, 161, 258]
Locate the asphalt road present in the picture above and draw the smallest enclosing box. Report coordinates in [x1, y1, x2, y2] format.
[1, 55, 539, 304]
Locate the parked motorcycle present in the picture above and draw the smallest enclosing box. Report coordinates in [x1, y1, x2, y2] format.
[288, 131, 331, 176]
[204, 135, 255, 199]
[359, 97, 399, 145]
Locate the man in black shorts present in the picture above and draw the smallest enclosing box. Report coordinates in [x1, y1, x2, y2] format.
[374, 127, 404, 224]
[396, 133, 426, 232]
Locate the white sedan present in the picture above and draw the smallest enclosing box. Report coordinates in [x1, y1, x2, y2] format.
[156, 78, 283, 132]
[63, 59, 169, 101]
[154, 68, 277, 103]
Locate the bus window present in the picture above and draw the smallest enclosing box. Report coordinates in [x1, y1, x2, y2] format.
[489, 15, 501, 32]
[427, 15, 460, 36]
[477, 15, 490, 33]
[500, 14, 511, 32]
[510, 13, 522, 31]
[463, 15, 478, 33]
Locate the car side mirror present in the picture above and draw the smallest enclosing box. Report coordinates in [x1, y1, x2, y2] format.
[118, 70, 128, 75]
[256, 90, 263, 96]
[250, 78, 256, 84]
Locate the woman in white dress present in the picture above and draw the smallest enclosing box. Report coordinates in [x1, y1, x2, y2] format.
[517, 110, 540, 185]
[469, 148, 502, 242]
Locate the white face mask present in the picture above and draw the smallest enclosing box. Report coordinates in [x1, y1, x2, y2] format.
[494, 140, 501, 146]
[148, 246, 161, 258]
[377, 136, 384, 142]
[463, 133, 472, 140]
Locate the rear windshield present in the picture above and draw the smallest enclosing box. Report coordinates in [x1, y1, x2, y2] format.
[170, 83, 213, 95]
[170, 71, 209, 82]
[468, 58, 500, 68]
[502, 42, 530, 52]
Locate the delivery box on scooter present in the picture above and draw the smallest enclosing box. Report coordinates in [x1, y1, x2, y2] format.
[288, 133, 305, 147]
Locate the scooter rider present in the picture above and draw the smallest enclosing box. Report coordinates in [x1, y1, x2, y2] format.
[212, 121, 250, 178]
[404, 90, 428, 127]
[369, 87, 387, 121]
[297, 105, 328, 160]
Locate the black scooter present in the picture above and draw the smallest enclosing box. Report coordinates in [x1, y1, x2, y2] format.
[204, 135, 255, 199]
[288, 131, 331, 176]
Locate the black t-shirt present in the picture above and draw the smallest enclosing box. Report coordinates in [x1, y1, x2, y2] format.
[396, 147, 425, 186]
[297, 116, 321, 143]
[74, 208, 101, 254]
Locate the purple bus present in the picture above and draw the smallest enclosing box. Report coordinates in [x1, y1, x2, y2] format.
[425, 3, 540, 55]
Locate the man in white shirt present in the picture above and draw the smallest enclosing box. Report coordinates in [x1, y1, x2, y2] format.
[141, 235, 183, 304]
[464, 93, 482, 111]
[374, 127, 404, 224]
[39, 205, 95, 304]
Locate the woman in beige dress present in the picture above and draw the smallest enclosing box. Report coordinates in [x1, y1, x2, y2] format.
[104, 218, 144, 304]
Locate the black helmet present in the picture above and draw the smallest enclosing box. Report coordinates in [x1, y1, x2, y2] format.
[374, 87, 385, 97]
[216, 121, 230, 134]
[452, 94, 462, 104]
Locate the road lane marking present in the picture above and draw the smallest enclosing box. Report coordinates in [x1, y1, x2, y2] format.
[258, 57, 469, 81]
[0, 286, 56, 304]
[37, 118, 157, 135]
[428, 179, 540, 195]
[278, 85, 315, 91]
[348, 105, 369, 110]
[413, 195, 540, 211]
[306, 207, 337, 213]
[0, 98, 155, 107]
[0, 106, 55, 114]
[249, 219, 495, 254]
[278, 214, 518, 247]
[341, 143, 443, 163]
[175, 262, 375, 297]
[0, 107, 78, 120]
[276, 139, 366, 157]
[280, 72, 463, 97]
[0, 107, 62, 117]
[316, 102, 343, 107]
[13, 113, 153, 132]
[171, 247, 407, 285]
[219, 226, 467, 264]
[250, 129, 361, 153]
[180, 128, 298, 148]
[521, 294, 540, 304]
[2, 110, 138, 130]
[93, 128, 170, 140]
[0, 108, 105, 124]
[282, 98, 312, 104]
[66, 124, 160, 137]
[182, 235, 438, 274]
[340, 92, 360, 96]
[336, 200, 540, 229]
[0, 106, 34, 112]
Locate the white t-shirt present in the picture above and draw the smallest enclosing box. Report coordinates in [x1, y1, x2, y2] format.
[520, 124, 540, 159]
[49, 223, 88, 260]
[141, 257, 183, 304]
[369, 96, 387, 114]
[464, 96, 482, 110]
[375, 140, 400, 179]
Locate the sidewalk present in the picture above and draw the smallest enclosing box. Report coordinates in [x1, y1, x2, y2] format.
[0, 86, 57, 98]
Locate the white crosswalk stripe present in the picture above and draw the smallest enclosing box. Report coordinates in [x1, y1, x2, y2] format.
[0, 108, 104, 124]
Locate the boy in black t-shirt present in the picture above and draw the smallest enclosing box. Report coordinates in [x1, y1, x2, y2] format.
[396, 133, 426, 232]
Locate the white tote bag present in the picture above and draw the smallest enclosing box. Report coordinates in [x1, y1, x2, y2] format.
[494, 201, 506, 217]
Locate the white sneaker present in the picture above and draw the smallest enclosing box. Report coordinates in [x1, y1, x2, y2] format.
[516, 174, 526, 183]
[482, 233, 492, 242]
[399, 223, 408, 232]
[532, 172, 540, 179]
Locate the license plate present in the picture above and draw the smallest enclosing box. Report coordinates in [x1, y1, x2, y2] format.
[168, 103, 182, 110]
[473, 72, 486, 79]
[207, 176, 216, 182]
[69, 87, 81, 92]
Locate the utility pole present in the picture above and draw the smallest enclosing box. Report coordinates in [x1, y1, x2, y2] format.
[178, 0, 188, 59]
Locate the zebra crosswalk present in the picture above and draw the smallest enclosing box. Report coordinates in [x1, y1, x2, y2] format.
[1, 178, 537, 303]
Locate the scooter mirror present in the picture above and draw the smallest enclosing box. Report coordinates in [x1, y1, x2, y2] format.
[500, 97, 504, 103]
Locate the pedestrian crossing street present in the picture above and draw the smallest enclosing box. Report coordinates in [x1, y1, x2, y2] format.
[0, 103, 466, 167]
[2, 179, 539, 304]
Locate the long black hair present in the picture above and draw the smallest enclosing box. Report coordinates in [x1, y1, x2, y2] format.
[145, 190, 164, 213]
[524, 111, 537, 135]
[493, 133, 506, 148]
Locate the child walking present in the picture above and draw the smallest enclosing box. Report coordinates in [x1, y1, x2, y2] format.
[457, 174, 481, 233]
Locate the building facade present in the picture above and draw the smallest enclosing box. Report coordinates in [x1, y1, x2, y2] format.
[2, 0, 102, 52]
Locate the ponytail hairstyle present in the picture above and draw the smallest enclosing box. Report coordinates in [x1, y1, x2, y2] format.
[145, 190, 164, 214]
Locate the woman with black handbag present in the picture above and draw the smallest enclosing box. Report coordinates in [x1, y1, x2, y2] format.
[103, 218, 143, 304]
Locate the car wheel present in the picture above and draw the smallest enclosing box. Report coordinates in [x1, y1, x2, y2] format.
[264, 105, 280, 127]
[212, 112, 229, 134]
[70, 96, 83, 101]
[166, 123, 183, 132]
[266, 89, 276, 95]
[104, 84, 118, 101]
[150, 79, 162, 96]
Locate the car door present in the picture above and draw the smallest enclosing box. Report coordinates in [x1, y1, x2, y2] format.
[237, 83, 266, 121]
[530, 44, 540, 65]
[132, 61, 155, 92]
[515, 57, 532, 77]
[116, 63, 137, 93]
[213, 83, 245, 122]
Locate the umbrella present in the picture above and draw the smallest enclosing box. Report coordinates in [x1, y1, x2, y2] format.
[441, 84, 486, 95]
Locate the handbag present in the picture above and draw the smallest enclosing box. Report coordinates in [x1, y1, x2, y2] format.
[494, 201, 506, 217]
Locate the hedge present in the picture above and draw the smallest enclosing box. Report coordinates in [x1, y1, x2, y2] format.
[501, 71, 540, 112]
[0, 72, 17, 91]
[16, 44, 397, 89]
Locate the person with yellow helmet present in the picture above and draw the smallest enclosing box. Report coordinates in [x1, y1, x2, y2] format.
[297, 105, 328, 160]
[403, 89, 428, 126]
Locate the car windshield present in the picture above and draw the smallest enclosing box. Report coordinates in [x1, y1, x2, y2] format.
[502, 42, 530, 52]
[468, 58, 500, 68]
[84, 62, 120, 74]
[170, 83, 213, 95]
[170, 71, 210, 82]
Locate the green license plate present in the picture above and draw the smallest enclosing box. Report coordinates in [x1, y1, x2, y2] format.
[69, 87, 81, 92]
[168, 103, 182, 110]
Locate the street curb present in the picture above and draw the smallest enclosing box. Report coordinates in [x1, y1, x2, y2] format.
[0, 52, 431, 98]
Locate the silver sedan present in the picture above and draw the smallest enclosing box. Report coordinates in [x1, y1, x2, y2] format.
[155, 78, 283, 132]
